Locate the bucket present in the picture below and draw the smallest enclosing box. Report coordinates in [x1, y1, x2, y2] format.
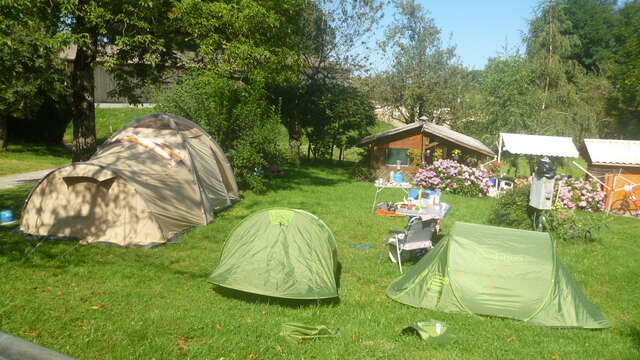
[393, 173, 404, 183]
[0, 210, 14, 224]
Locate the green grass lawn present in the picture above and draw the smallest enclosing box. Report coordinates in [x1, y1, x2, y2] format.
[1, 108, 157, 177]
[0, 144, 70, 177]
[1, 161, 638, 359]
[63, 107, 157, 144]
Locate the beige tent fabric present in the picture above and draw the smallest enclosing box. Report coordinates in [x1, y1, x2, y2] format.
[20, 164, 164, 247]
[20, 114, 239, 247]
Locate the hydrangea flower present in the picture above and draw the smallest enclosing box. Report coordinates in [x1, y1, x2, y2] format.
[554, 178, 605, 212]
[413, 159, 491, 197]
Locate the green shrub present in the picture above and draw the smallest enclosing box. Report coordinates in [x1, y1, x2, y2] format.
[489, 185, 533, 229]
[547, 208, 608, 242]
[156, 72, 283, 192]
[490, 185, 607, 241]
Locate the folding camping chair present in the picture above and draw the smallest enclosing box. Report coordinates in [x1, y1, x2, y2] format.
[385, 217, 437, 273]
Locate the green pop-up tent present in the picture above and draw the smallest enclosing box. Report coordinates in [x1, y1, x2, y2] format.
[209, 208, 338, 299]
[387, 222, 609, 328]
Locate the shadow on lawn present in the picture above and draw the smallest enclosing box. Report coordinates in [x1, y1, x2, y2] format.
[212, 286, 341, 308]
[6, 142, 71, 157]
[622, 326, 640, 350]
[264, 160, 354, 193]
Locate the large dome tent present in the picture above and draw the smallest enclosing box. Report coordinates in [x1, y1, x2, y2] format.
[20, 113, 239, 247]
[209, 208, 339, 300]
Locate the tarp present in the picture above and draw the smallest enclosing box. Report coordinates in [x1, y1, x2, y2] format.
[209, 209, 338, 299]
[500, 133, 579, 158]
[387, 222, 609, 328]
[20, 114, 239, 247]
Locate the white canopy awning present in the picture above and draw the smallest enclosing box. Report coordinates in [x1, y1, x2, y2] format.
[499, 133, 579, 160]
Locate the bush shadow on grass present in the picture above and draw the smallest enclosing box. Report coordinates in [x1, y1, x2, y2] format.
[622, 326, 640, 351]
[263, 159, 355, 193]
[5, 142, 71, 158]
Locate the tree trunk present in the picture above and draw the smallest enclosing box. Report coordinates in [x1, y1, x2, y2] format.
[71, 34, 97, 162]
[307, 143, 311, 160]
[288, 138, 301, 166]
[339, 146, 344, 161]
[0, 114, 7, 152]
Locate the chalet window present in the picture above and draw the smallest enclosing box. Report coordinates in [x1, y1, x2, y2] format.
[384, 148, 410, 166]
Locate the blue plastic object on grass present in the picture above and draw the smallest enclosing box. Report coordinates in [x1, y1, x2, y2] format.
[351, 243, 372, 249]
[0, 210, 13, 224]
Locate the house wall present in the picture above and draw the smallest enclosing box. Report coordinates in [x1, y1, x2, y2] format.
[370, 130, 492, 173]
[590, 165, 640, 206]
[371, 132, 423, 171]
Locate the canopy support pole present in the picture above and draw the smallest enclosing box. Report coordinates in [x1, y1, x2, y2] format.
[497, 135, 503, 164]
[571, 161, 609, 189]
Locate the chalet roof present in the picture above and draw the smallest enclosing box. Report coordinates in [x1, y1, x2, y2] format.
[423, 122, 495, 157]
[358, 121, 495, 157]
[584, 138, 640, 167]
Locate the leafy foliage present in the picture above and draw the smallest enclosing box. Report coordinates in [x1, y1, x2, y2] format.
[609, 0, 640, 136]
[489, 185, 534, 230]
[547, 207, 608, 242]
[156, 72, 283, 192]
[0, 1, 66, 150]
[378, 0, 464, 124]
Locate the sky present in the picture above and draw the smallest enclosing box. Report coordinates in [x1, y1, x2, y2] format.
[369, 0, 541, 71]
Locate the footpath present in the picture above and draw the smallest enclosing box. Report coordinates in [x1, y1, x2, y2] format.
[0, 169, 53, 190]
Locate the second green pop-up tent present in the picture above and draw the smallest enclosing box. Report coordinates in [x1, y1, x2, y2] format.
[387, 222, 609, 328]
[209, 208, 338, 299]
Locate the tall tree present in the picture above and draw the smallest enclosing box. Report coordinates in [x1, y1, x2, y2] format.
[52, 0, 193, 161]
[50, 0, 307, 162]
[563, 0, 617, 72]
[0, 2, 65, 151]
[379, 0, 463, 124]
[609, 0, 640, 137]
[272, 0, 383, 165]
[523, 0, 609, 141]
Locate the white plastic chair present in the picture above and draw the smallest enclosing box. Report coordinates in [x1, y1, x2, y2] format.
[386, 217, 437, 273]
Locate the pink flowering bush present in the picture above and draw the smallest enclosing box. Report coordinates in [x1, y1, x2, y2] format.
[555, 178, 605, 212]
[413, 159, 491, 197]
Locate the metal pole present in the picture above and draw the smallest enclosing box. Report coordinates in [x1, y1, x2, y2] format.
[497, 134, 503, 164]
[0, 332, 75, 360]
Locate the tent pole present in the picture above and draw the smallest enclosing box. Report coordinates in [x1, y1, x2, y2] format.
[497, 135, 503, 164]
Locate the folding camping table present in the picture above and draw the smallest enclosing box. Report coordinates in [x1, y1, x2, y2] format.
[371, 182, 413, 213]
[394, 202, 451, 220]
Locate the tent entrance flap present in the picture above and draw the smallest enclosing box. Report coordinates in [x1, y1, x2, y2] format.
[63, 176, 117, 191]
